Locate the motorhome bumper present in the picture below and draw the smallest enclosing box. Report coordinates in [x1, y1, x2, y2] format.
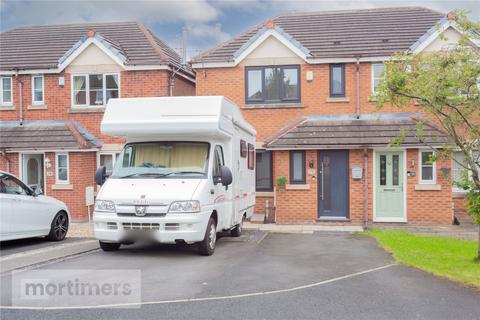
[93, 211, 211, 243]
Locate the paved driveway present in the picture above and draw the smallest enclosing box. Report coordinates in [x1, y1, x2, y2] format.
[1, 231, 479, 319]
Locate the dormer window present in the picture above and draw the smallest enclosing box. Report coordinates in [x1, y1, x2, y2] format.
[72, 73, 119, 107]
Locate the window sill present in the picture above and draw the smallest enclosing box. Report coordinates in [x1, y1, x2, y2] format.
[285, 184, 310, 190]
[256, 191, 274, 197]
[367, 95, 378, 102]
[415, 184, 441, 191]
[0, 105, 15, 110]
[452, 191, 467, 198]
[52, 184, 73, 190]
[28, 104, 47, 110]
[68, 106, 105, 113]
[326, 97, 350, 103]
[317, 217, 350, 222]
[242, 102, 303, 109]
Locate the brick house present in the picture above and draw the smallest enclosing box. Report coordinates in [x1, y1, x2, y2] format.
[0, 21, 195, 221]
[192, 7, 478, 225]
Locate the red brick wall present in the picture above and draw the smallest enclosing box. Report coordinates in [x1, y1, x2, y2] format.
[195, 63, 419, 141]
[0, 69, 195, 221]
[0, 153, 19, 176]
[172, 75, 196, 96]
[405, 149, 452, 224]
[44, 152, 97, 221]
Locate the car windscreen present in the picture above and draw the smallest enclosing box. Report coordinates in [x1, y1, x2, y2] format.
[110, 142, 209, 179]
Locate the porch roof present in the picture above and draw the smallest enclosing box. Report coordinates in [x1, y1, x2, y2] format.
[265, 113, 450, 150]
[0, 120, 102, 152]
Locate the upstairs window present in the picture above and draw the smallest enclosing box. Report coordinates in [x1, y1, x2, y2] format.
[72, 73, 119, 107]
[1, 77, 13, 106]
[372, 63, 385, 95]
[329, 64, 345, 97]
[32, 75, 44, 104]
[245, 65, 300, 104]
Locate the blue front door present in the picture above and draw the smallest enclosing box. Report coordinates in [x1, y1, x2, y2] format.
[318, 150, 349, 218]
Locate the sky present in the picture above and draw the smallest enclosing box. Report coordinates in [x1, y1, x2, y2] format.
[1, 0, 479, 60]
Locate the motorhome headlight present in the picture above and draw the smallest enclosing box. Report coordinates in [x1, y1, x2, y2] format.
[95, 200, 116, 213]
[168, 201, 200, 213]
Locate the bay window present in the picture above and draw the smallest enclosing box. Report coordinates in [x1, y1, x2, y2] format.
[245, 65, 300, 104]
[72, 73, 119, 107]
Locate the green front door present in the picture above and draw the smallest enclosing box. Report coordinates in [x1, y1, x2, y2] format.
[375, 151, 405, 221]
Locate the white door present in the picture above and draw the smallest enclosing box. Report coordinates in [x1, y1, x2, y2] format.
[1, 174, 50, 237]
[211, 145, 231, 230]
[22, 154, 44, 192]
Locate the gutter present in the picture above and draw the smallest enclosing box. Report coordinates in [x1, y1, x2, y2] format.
[14, 70, 24, 125]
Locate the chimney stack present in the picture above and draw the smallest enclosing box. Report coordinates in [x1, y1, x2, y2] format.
[447, 10, 457, 21]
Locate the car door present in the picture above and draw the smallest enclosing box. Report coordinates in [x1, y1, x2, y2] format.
[0, 175, 14, 239]
[2, 174, 50, 237]
[211, 145, 231, 230]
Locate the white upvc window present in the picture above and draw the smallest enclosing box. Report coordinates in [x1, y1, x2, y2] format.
[55, 153, 69, 184]
[97, 152, 120, 176]
[0, 77, 13, 106]
[371, 63, 385, 95]
[419, 150, 436, 184]
[32, 75, 44, 105]
[71, 73, 120, 107]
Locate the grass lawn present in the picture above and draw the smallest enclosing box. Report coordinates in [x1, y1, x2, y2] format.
[363, 229, 480, 288]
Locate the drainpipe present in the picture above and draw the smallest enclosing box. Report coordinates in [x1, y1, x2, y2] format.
[363, 147, 369, 227]
[15, 70, 24, 125]
[355, 58, 360, 119]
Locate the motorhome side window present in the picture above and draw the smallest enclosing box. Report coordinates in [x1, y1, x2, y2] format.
[111, 142, 209, 178]
[213, 145, 224, 179]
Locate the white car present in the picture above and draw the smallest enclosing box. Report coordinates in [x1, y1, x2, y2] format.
[0, 171, 70, 242]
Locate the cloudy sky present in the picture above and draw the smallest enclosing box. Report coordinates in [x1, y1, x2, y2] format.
[1, 0, 479, 59]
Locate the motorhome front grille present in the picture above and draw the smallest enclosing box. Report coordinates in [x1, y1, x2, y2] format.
[122, 223, 160, 231]
[164, 223, 180, 231]
[117, 212, 166, 217]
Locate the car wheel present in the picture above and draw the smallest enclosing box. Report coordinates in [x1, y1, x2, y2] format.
[99, 241, 121, 252]
[230, 216, 243, 237]
[198, 217, 216, 256]
[46, 211, 69, 241]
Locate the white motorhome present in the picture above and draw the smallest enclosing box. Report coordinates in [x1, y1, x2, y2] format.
[93, 96, 256, 255]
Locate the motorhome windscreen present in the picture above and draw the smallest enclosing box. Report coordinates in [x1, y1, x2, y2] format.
[111, 142, 210, 179]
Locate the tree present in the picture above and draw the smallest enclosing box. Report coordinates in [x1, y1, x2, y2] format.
[375, 11, 480, 261]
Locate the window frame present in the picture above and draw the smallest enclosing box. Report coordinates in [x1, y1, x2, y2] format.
[55, 153, 70, 184]
[247, 143, 255, 170]
[419, 150, 436, 184]
[255, 150, 273, 191]
[371, 63, 385, 95]
[31, 75, 45, 105]
[0, 76, 13, 106]
[289, 150, 306, 184]
[329, 64, 345, 97]
[245, 65, 301, 104]
[97, 152, 120, 176]
[212, 145, 225, 181]
[71, 73, 120, 107]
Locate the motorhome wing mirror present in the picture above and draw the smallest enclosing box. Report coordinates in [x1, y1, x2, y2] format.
[95, 166, 107, 186]
[220, 166, 233, 187]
